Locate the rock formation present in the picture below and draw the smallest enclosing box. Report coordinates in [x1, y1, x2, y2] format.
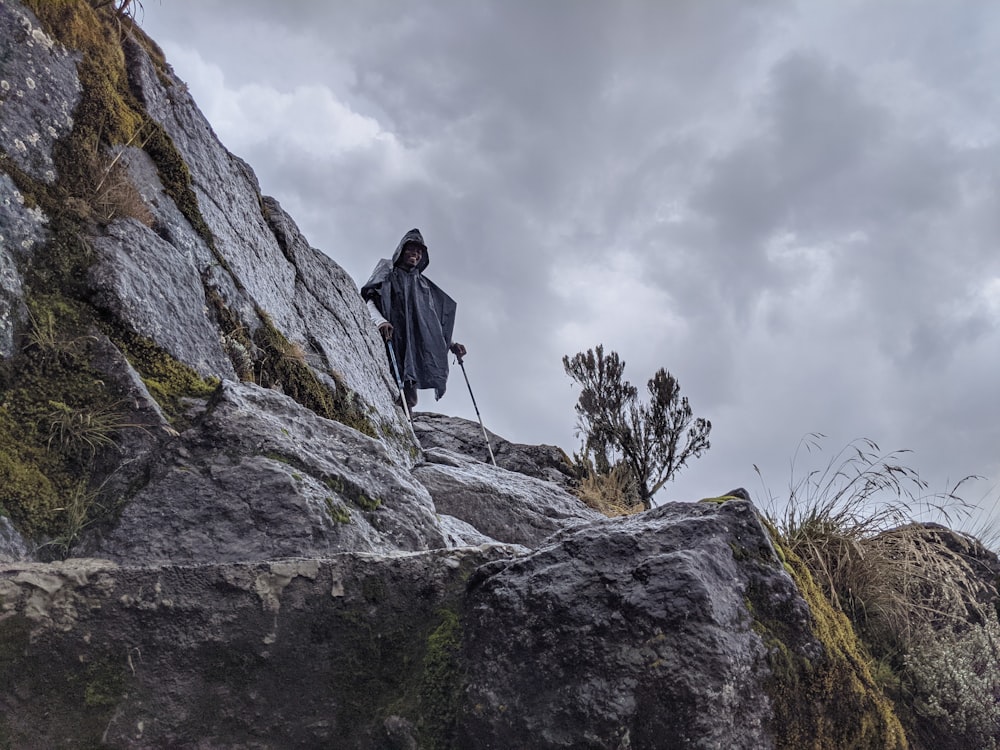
[0, 2, 993, 748]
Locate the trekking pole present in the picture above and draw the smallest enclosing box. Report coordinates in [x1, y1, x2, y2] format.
[385, 340, 412, 423]
[456, 353, 497, 466]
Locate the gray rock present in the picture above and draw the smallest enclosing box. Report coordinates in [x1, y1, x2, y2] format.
[0, 173, 45, 357]
[262, 195, 405, 434]
[413, 447, 601, 548]
[88, 214, 237, 379]
[0, 0, 81, 183]
[91, 381, 446, 564]
[413, 412, 578, 489]
[0, 516, 31, 561]
[457, 500, 794, 749]
[437, 512, 526, 551]
[122, 36, 407, 446]
[0, 501, 856, 750]
[0, 547, 514, 750]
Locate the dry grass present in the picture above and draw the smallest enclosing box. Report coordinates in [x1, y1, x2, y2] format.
[281, 339, 309, 366]
[65, 121, 155, 226]
[573, 463, 645, 517]
[86, 135, 154, 226]
[759, 435, 980, 646]
[89, 0, 144, 21]
[45, 479, 104, 557]
[958, 488, 1000, 554]
[858, 525, 995, 645]
[24, 307, 98, 367]
[759, 436, 1000, 747]
[92, 157, 154, 226]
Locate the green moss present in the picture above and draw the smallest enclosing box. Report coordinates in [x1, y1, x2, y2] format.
[141, 119, 221, 254]
[0, 294, 124, 540]
[752, 534, 909, 750]
[252, 312, 378, 437]
[323, 474, 382, 512]
[698, 493, 742, 504]
[206, 294, 379, 437]
[110, 329, 219, 426]
[418, 608, 463, 749]
[0, 446, 61, 538]
[324, 496, 351, 524]
[81, 660, 126, 708]
[23, 0, 221, 259]
[355, 493, 382, 512]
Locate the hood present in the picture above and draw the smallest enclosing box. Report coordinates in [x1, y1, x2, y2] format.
[392, 228, 430, 272]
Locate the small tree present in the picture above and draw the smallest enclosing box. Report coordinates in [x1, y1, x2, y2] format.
[563, 345, 712, 509]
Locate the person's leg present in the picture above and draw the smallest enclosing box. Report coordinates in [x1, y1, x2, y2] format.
[404, 382, 418, 410]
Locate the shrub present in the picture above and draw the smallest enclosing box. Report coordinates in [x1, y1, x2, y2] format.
[563, 345, 711, 509]
[902, 613, 1000, 750]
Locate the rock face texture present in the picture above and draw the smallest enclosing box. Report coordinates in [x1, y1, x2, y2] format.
[0, 551, 512, 749]
[415, 446, 601, 548]
[0, 0, 81, 184]
[0, 2, 970, 748]
[0, 502, 817, 750]
[89, 382, 447, 565]
[459, 500, 781, 749]
[413, 412, 578, 489]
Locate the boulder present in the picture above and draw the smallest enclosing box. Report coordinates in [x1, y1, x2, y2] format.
[0, 500, 905, 749]
[89, 381, 446, 564]
[413, 412, 577, 489]
[0, 547, 517, 749]
[457, 500, 784, 748]
[413, 447, 601, 548]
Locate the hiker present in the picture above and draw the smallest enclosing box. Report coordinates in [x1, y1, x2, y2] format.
[360, 228, 466, 410]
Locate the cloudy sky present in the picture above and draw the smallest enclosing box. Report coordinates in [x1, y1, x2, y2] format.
[138, 1, 999, 530]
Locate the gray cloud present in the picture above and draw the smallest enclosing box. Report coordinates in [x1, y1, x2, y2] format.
[139, 1, 1000, 530]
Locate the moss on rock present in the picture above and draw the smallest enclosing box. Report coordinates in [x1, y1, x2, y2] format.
[752, 533, 909, 750]
[418, 608, 463, 748]
[109, 327, 219, 425]
[252, 312, 377, 438]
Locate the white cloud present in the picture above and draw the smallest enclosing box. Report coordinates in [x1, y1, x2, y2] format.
[552, 249, 687, 365]
[160, 44, 425, 182]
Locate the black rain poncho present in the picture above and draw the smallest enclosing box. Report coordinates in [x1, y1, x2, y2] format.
[360, 229, 457, 400]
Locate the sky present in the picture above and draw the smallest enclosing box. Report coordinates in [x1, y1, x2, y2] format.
[136, 1, 1000, 533]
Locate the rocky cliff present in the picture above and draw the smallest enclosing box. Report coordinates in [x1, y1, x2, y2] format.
[0, 2, 993, 749]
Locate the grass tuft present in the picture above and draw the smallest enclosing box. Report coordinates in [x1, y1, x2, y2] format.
[759, 434, 998, 748]
[572, 462, 645, 517]
[44, 400, 147, 459]
[758, 434, 969, 635]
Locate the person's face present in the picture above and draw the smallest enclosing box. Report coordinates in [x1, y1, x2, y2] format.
[402, 244, 423, 268]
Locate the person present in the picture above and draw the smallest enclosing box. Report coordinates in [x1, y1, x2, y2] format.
[360, 229, 466, 410]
